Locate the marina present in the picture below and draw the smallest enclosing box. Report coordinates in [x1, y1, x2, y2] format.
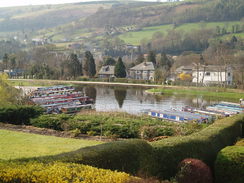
[30, 85, 94, 114]
[148, 100, 243, 123]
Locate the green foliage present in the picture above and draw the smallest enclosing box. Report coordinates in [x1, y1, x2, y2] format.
[31, 139, 154, 175]
[214, 139, 244, 183]
[147, 51, 156, 65]
[0, 73, 21, 105]
[0, 161, 132, 183]
[83, 51, 96, 77]
[0, 105, 44, 125]
[29, 112, 204, 139]
[67, 53, 82, 79]
[103, 56, 116, 66]
[150, 114, 244, 179]
[115, 57, 126, 78]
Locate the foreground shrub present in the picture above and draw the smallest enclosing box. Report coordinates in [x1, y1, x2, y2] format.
[150, 114, 244, 179]
[27, 139, 153, 175]
[29, 112, 205, 139]
[215, 139, 244, 183]
[0, 161, 132, 183]
[0, 105, 44, 125]
[176, 158, 213, 183]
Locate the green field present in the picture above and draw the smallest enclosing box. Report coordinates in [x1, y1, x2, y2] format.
[0, 129, 102, 160]
[119, 21, 243, 45]
[147, 87, 244, 100]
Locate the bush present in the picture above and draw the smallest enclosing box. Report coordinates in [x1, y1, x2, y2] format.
[150, 114, 244, 179]
[0, 161, 132, 183]
[0, 105, 44, 125]
[28, 139, 153, 175]
[30, 114, 70, 131]
[176, 158, 213, 183]
[215, 139, 244, 183]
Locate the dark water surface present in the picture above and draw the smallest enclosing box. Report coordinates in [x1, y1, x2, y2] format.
[75, 84, 235, 114]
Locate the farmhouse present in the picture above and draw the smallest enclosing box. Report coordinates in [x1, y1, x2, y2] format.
[98, 65, 115, 79]
[192, 65, 233, 85]
[129, 62, 155, 81]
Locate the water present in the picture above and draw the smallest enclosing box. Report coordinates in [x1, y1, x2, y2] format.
[75, 84, 236, 114]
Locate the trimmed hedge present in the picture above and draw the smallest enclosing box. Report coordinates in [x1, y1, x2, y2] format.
[0, 161, 133, 183]
[19, 114, 244, 180]
[0, 105, 44, 125]
[150, 114, 244, 179]
[27, 139, 153, 175]
[215, 139, 244, 183]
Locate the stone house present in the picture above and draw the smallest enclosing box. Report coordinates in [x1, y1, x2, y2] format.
[129, 62, 155, 80]
[98, 65, 115, 78]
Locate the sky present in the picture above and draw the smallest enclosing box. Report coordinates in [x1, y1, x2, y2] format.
[0, 0, 158, 8]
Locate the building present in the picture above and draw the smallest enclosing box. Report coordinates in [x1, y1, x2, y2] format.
[175, 65, 193, 75]
[4, 69, 25, 78]
[192, 65, 233, 85]
[129, 62, 155, 80]
[98, 65, 115, 78]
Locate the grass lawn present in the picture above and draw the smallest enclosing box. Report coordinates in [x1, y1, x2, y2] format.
[0, 129, 102, 160]
[119, 21, 242, 45]
[147, 87, 244, 100]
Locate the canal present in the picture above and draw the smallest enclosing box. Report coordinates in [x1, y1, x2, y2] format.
[75, 84, 233, 114]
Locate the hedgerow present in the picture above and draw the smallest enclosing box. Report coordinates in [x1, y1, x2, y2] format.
[28, 139, 153, 175]
[214, 139, 244, 183]
[0, 105, 44, 125]
[0, 161, 133, 183]
[150, 114, 244, 179]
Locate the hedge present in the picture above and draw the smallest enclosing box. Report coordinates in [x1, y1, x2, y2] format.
[19, 114, 244, 180]
[0, 161, 133, 183]
[150, 114, 244, 179]
[0, 105, 44, 125]
[25, 139, 153, 175]
[214, 139, 244, 183]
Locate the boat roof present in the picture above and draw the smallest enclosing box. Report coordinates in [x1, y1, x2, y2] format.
[150, 110, 210, 119]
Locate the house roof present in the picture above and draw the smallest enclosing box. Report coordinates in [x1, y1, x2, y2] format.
[175, 65, 193, 73]
[98, 65, 115, 75]
[192, 65, 232, 72]
[130, 62, 155, 71]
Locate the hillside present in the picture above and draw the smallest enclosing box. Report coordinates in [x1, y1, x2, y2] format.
[0, 1, 114, 33]
[119, 21, 244, 45]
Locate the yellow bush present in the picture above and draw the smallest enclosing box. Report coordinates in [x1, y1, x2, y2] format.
[0, 161, 133, 183]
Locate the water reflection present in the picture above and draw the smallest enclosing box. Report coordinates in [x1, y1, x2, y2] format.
[75, 84, 236, 114]
[114, 89, 127, 108]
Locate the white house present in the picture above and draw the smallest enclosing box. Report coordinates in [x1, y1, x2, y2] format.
[192, 65, 233, 85]
[129, 62, 155, 81]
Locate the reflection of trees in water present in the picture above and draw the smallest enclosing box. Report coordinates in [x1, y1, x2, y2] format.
[85, 87, 97, 102]
[114, 89, 127, 108]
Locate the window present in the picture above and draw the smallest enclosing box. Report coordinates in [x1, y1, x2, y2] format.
[205, 72, 210, 76]
[228, 72, 231, 77]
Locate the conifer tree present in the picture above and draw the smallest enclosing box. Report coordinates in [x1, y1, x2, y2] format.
[115, 57, 126, 78]
[83, 51, 96, 77]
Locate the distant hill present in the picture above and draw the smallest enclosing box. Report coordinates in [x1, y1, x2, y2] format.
[84, 0, 244, 28]
[0, 1, 114, 32]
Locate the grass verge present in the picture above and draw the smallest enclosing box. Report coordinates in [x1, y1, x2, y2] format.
[0, 129, 102, 160]
[147, 87, 244, 100]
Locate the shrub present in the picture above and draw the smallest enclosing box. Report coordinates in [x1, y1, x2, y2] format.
[150, 114, 244, 179]
[0, 105, 44, 125]
[176, 158, 213, 183]
[29, 139, 153, 175]
[30, 114, 70, 131]
[215, 139, 244, 183]
[0, 161, 132, 183]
